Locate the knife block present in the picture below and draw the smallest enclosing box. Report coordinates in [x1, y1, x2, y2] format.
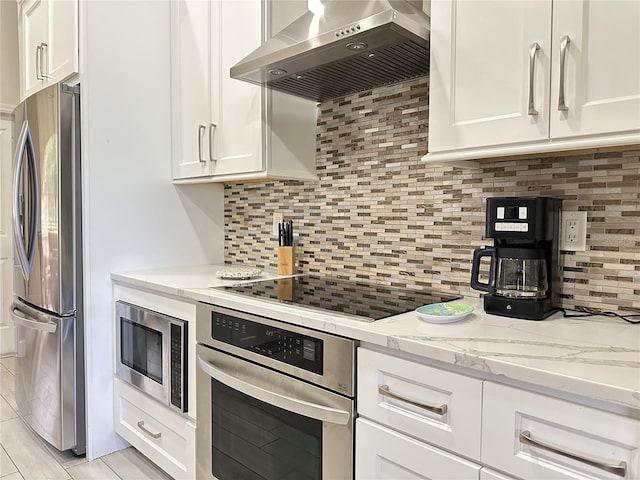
[277, 246, 295, 275]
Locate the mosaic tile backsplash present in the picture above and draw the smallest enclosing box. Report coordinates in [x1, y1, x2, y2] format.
[225, 78, 640, 314]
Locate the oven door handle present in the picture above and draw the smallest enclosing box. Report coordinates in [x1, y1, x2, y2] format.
[197, 355, 350, 425]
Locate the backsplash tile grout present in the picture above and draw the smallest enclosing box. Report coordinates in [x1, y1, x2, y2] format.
[225, 77, 640, 313]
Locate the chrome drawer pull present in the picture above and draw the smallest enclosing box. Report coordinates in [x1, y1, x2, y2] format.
[557, 35, 571, 111]
[209, 123, 217, 162]
[39, 42, 50, 78]
[528, 42, 540, 115]
[378, 385, 448, 416]
[35, 45, 43, 80]
[519, 430, 626, 477]
[198, 124, 206, 163]
[137, 420, 161, 439]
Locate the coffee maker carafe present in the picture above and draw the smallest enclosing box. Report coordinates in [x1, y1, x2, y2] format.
[471, 197, 562, 320]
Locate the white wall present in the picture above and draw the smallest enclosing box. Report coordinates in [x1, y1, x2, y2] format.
[79, 0, 224, 459]
[0, 0, 18, 355]
[0, 0, 19, 110]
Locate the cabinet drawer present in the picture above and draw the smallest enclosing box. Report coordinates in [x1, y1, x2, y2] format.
[114, 379, 195, 479]
[356, 418, 481, 479]
[482, 382, 640, 480]
[357, 348, 483, 460]
[480, 468, 517, 480]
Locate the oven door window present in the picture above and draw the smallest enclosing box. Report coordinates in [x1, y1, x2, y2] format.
[120, 318, 163, 384]
[211, 379, 322, 480]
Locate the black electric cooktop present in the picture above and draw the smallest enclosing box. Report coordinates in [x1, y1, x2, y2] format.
[220, 275, 459, 322]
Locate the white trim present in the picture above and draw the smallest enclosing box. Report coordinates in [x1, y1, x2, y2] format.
[423, 131, 640, 163]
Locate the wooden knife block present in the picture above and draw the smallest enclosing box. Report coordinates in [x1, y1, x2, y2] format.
[277, 246, 295, 275]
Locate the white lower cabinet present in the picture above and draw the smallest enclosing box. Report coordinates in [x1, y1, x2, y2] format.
[356, 418, 481, 479]
[357, 347, 483, 460]
[112, 284, 197, 479]
[356, 347, 483, 479]
[480, 468, 517, 480]
[356, 347, 639, 480]
[482, 382, 640, 480]
[114, 378, 195, 480]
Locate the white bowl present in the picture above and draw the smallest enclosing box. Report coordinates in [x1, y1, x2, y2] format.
[216, 266, 262, 280]
[415, 302, 474, 324]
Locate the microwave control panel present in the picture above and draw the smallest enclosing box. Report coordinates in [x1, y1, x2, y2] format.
[212, 312, 324, 375]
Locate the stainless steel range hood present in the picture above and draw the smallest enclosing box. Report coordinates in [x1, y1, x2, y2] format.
[230, 0, 430, 102]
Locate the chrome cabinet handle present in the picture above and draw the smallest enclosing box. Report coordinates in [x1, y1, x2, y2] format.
[378, 385, 448, 416]
[519, 430, 626, 477]
[198, 124, 206, 163]
[557, 35, 571, 111]
[208, 123, 217, 162]
[35, 45, 42, 80]
[197, 356, 350, 425]
[137, 421, 161, 439]
[39, 42, 50, 78]
[528, 42, 540, 115]
[10, 307, 57, 334]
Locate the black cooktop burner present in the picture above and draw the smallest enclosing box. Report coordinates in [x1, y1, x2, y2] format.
[220, 275, 459, 322]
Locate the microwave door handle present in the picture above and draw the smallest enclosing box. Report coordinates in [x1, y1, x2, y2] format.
[10, 305, 57, 334]
[197, 356, 350, 426]
[12, 121, 39, 280]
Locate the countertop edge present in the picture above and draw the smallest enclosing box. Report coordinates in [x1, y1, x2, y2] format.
[111, 267, 640, 412]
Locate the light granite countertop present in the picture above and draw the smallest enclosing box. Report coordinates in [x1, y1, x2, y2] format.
[111, 265, 640, 411]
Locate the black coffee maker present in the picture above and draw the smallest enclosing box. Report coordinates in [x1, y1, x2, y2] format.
[471, 197, 562, 320]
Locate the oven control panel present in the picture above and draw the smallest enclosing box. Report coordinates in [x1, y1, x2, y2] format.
[212, 312, 324, 375]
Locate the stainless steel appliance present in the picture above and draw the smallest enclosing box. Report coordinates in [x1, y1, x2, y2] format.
[217, 275, 458, 321]
[196, 303, 356, 480]
[115, 301, 188, 414]
[471, 197, 563, 320]
[10, 83, 85, 454]
[230, 0, 430, 101]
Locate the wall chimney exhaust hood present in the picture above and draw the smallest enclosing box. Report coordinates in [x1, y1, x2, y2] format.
[230, 0, 430, 103]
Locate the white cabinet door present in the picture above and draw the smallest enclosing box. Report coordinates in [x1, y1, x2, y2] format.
[170, 0, 216, 179]
[20, 0, 47, 98]
[426, 0, 640, 162]
[356, 418, 481, 480]
[428, 0, 551, 152]
[19, 0, 78, 101]
[550, 0, 640, 139]
[212, 0, 263, 176]
[45, 0, 78, 84]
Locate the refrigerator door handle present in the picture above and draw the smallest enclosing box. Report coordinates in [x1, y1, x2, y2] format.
[12, 120, 40, 280]
[10, 305, 57, 334]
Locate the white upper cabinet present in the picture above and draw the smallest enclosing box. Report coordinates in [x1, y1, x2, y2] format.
[17, 0, 78, 101]
[549, 0, 640, 139]
[428, 1, 552, 152]
[426, 0, 640, 162]
[170, 0, 216, 179]
[170, 0, 318, 183]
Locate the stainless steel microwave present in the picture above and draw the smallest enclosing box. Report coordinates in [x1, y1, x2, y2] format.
[115, 301, 187, 413]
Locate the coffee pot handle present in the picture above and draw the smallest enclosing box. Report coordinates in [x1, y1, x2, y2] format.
[471, 247, 496, 293]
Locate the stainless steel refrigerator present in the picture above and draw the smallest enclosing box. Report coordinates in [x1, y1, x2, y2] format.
[10, 83, 85, 455]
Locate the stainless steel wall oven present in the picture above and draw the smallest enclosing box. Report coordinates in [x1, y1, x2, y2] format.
[115, 301, 187, 414]
[196, 303, 356, 480]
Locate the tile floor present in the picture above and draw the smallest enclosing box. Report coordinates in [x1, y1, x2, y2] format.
[0, 355, 172, 480]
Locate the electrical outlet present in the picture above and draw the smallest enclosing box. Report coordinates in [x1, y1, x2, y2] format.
[272, 212, 284, 236]
[561, 211, 587, 251]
